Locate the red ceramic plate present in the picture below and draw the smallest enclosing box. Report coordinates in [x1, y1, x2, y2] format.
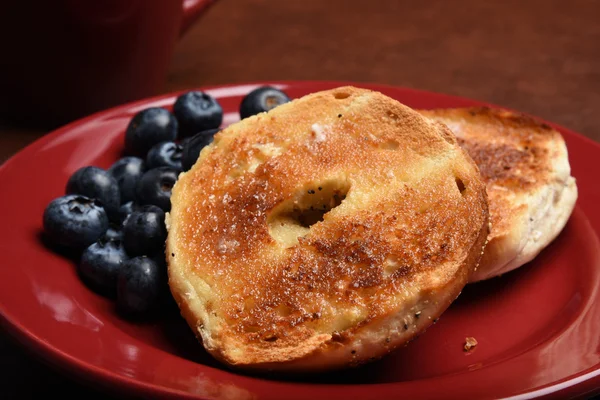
[1, 81, 599, 400]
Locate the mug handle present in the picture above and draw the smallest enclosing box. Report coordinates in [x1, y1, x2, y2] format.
[181, 0, 216, 35]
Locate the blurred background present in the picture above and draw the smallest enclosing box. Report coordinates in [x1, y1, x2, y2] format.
[167, 0, 598, 137]
[1, 0, 599, 398]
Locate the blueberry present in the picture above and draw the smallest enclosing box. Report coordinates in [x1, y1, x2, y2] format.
[146, 141, 183, 171]
[42, 194, 109, 249]
[117, 256, 164, 316]
[152, 253, 168, 270]
[66, 166, 120, 221]
[118, 201, 137, 223]
[102, 222, 124, 241]
[135, 167, 179, 211]
[151, 253, 169, 283]
[179, 135, 193, 149]
[239, 86, 290, 119]
[122, 205, 167, 257]
[173, 91, 223, 138]
[108, 157, 145, 204]
[125, 107, 178, 156]
[79, 238, 128, 297]
[181, 128, 219, 171]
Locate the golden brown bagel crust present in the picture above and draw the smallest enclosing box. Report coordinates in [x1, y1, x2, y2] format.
[166, 86, 489, 372]
[419, 107, 577, 282]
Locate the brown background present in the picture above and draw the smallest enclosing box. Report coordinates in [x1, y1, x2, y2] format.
[1, 0, 599, 398]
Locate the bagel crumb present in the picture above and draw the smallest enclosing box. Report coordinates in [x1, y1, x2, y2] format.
[464, 337, 478, 352]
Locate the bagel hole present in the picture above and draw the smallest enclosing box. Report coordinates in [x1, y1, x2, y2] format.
[334, 92, 350, 99]
[268, 178, 351, 247]
[455, 177, 466, 195]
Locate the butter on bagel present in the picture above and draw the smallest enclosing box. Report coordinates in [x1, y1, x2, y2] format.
[166, 86, 489, 372]
[419, 107, 577, 282]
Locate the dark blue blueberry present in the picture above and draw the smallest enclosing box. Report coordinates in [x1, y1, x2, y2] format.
[125, 107, 178, 156]
[151, 253, 169, 285]
[108, 157, 145, 204]
[135, 167, 178, 211]
[146, 141, 183, 171]
[117, 256, 164, 316]
[173, 91, 223, 138]
[179, 135, 193, 149]
[118, 201, 137, 223]
[102, 222, 124, 242]
[42, 194, 109, 249]
[152, 253, 168, 270]
[181, 128, 219, 171]
[65, 166, 120, 221]
[239, 86, 290, 119]
[79, 238, 128, 297]
[122, 205, 167, 257]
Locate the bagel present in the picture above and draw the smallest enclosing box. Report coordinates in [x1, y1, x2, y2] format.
[419, 107, 577, 282]
[166, 86, 489, 372]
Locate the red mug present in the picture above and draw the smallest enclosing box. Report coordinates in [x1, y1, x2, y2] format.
[0, 0, 215, 128]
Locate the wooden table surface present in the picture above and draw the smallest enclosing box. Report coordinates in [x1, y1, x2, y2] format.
[1, 0, 599, 398]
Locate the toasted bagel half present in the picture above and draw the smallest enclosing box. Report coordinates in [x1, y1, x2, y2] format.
[420, 107, 577, 282]
[166, 87, 489, 372]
